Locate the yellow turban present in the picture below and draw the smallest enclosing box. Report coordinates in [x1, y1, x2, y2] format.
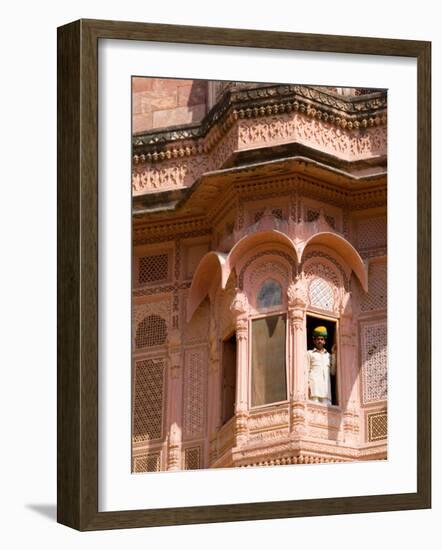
[313, 326, 328, 338]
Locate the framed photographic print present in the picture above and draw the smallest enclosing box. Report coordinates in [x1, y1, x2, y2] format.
[57, 19, 431, 530]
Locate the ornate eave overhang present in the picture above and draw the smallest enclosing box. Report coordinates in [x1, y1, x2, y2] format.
[132, 85, 387, 197]
[133, 84, 387, 161]
[133, 154, 386, 219]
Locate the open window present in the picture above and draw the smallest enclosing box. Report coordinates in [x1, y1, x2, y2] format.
[306, 314, 339, 405]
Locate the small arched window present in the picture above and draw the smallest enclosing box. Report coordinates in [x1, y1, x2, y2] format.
[257, 279, 282, 309]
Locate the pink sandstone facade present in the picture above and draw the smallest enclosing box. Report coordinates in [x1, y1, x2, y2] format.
[131, 80, 387, 473]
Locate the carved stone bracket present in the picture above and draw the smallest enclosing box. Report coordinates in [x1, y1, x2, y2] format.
[230, 290, 249, 341]
[287, 277, 308, 311]
[230, 289, 249, 318]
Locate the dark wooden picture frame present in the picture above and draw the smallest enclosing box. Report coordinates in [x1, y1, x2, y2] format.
[57, 18, 431, 531]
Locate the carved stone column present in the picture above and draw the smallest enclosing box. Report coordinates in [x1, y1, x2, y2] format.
[287, 278, 308, 436]
[166, 328, 183, 470]
[207, 312, 221, 464]
[339, 296, 360, 444]
[230, 290, 249, 446]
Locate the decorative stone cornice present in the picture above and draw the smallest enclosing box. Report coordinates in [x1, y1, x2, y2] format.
[133, 84, 387, 164]
[132, 123, 387, 196]
[133, 221, 210, 246]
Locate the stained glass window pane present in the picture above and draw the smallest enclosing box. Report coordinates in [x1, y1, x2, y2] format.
[257, 279, 282, 309]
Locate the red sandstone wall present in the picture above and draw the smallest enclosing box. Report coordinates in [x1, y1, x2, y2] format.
[132, 77, 208, 134]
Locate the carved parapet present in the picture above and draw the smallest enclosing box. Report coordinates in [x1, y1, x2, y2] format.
[248, 407, 289, 431]
[217, 417, 236, 457]
[343, 409, 360, 440]
[291, 401, 307, 435]
[305, 404, 342, 441]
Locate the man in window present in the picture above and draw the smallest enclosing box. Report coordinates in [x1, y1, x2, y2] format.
[307, 326, 336, 405]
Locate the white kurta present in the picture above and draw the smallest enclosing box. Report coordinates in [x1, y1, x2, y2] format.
[307, 348, 336, 400]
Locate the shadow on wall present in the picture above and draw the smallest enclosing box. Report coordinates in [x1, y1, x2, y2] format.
[132, 77, 208, 134]
[187, 80, 208, 124]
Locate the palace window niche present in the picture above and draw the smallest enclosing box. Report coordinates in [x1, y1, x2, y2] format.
[251, 279, 287, 408]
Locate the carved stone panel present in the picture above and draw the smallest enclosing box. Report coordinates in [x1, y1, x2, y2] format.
[361, 321, 387, 404]
[183, 347, 207, 440]
[133, 357, 166, 442]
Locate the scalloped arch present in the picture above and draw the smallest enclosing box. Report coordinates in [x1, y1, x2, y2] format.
[301, 232, 368, 292]
[227, 230, 297, 274]
[187, 230, 298, 322]
[186, 252, 227, 322]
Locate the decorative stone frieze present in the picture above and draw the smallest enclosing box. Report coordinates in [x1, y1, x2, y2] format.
[133, 83, 387, 194]
[133, 84, 387, 158]
[248, 409, 290, 432]
[133, 119, 387, 193]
